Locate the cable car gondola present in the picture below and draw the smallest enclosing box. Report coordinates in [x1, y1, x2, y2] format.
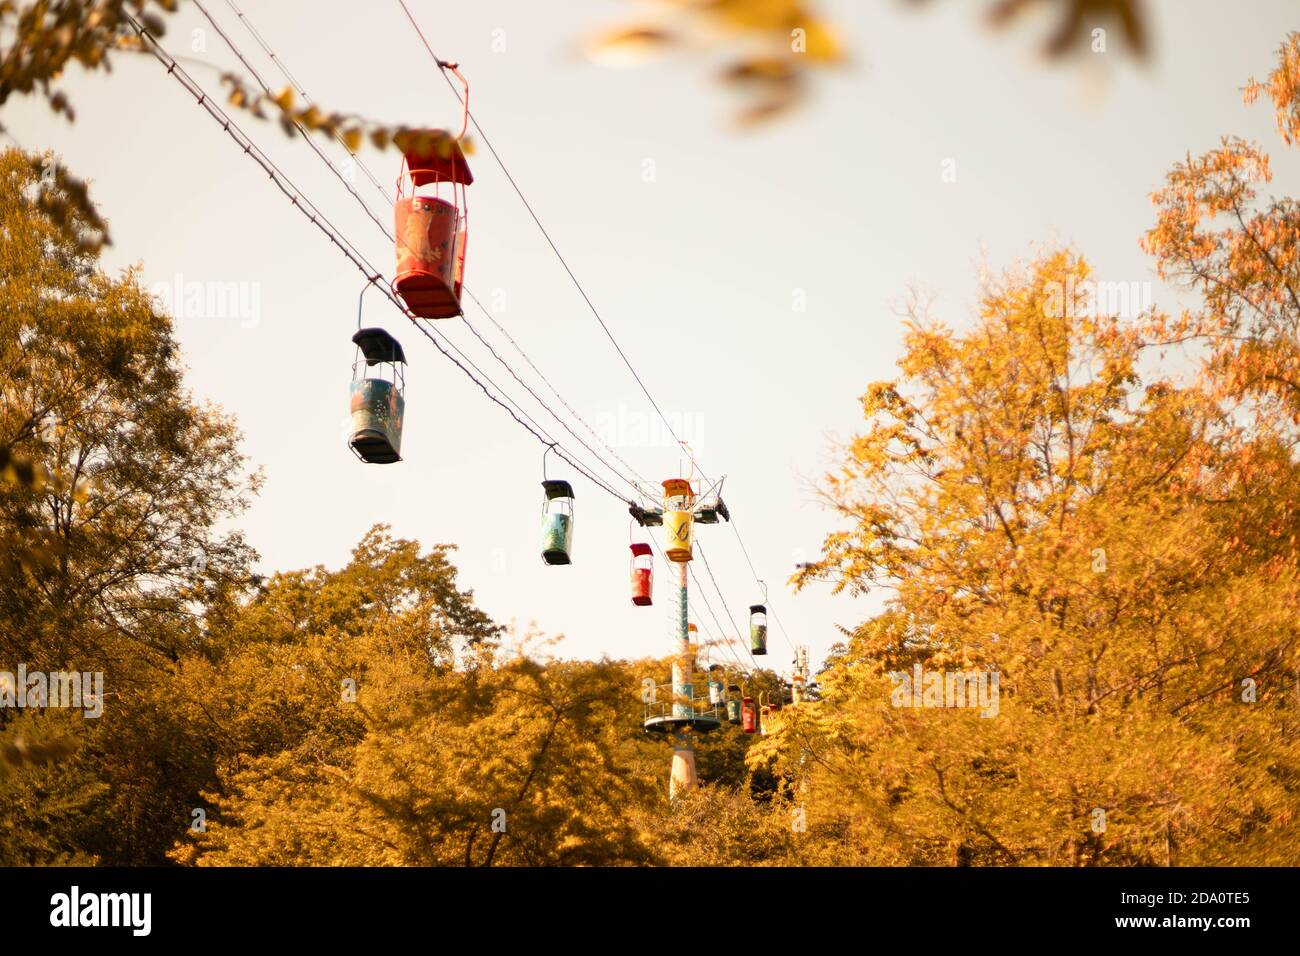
[541, 480, 575, 565]
[540, 445, 575, 565]
[630, 541, 653, 606]
[707, 664, 726, 707]
[393, 129, 472, 319]
[726, 684, 743, 724]
[750, 603, 768, 655]
[662, 478, 694, 562]
[741, 693, 757, 734]
[348, 327, 407, 464]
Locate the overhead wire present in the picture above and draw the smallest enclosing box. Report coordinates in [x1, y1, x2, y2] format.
[392, 0, 805, 662]
[195, 0, 645, 504]
[153, 4, 801, 667]
[125, 12, 633, 507]
[394, 0, 713, 487]
[462, 288, 653, 489]
[695, 541, 761, 669]
[221, 0, 393, 208]
[644, 535, 750, 677]
[194, 0, 393, 243]
[688, 563, 753, 674]
[457, 291, 648, 500]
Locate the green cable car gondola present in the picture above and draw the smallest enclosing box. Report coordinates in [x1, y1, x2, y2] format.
[725, 683, 742, 724]
[348, 327, 406, 464]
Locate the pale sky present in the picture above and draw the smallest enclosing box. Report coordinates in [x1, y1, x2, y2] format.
[7, 0, 1299, 678]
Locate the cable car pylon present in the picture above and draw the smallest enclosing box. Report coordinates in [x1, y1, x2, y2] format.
[640, 468, 732, 799]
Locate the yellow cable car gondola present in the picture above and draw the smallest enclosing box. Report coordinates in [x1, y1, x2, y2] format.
[662, 478, 694, 562]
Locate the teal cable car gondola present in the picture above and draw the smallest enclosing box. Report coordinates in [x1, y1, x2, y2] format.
[726, 684, 743, 724]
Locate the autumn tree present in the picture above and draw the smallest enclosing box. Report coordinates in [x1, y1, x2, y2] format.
[0, 147, 257, 667]
[633, 783, 810, 866]
[0, 154, 764, 867]
[786, 250, 1300, 865]
[0, 146, 264, 863]
[1144, 32, 1300, 429]
[0, 711, 104, 864]
[167, 529, 668, 866]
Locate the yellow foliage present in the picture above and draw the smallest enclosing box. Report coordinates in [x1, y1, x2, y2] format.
[788, 249, 1300, 864]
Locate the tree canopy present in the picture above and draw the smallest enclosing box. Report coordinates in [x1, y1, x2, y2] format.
[5, 22, 1300, 871]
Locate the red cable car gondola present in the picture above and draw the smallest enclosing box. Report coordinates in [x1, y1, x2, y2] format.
[741, 694, 757, 734]
[630, 542, 653, 606]
[393, 129, 472, 320]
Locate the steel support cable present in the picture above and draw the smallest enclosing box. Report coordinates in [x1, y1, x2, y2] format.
[202, 0, 649, 504]
[694, 541, 761, 670]
[394, 0, 713, 487]
[727, 517, 797, 655]
[645, 536, 749, 676]
[462, 287, 653, 489]
[221, 0, 393, 207]
[194, 0, 394, 244]
[454, 294, 647, 501]
[127, 14, 632, 506]
[689, 562, 754, 674]
[392, 2, 805, 655]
